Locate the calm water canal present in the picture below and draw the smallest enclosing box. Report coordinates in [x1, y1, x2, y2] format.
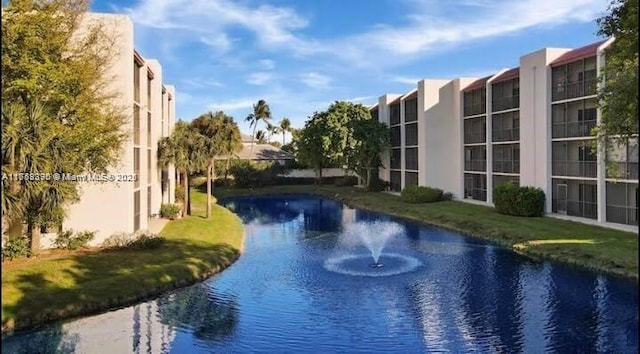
[2, 195, 638, 353]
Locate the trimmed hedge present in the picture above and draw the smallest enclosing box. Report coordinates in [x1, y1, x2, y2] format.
[335, 176, 359, 187]
[493, 183, 545, 217]
[400, 186, 444, 203]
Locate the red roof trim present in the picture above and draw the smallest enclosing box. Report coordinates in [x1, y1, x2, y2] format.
[389, 97, 401, 105]
[370, 104, 379, 111]
[550, 40, 607, 67]
[462, 75, 492, 92]
[492, 67, 519, 84]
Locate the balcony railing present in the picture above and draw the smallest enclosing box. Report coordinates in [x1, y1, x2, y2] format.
[464, 132, 486, 144]
[552, 199, 598, 219]
[493, 161, 520, 174]
[606, 205, 639, 226]
[492, 128, 520, 142]
[606, 162, 639, 180]
[552, 161, 597, 178]
[552, 79, 597, 101]
[552, 120, 596, 139]
[464, 103, 486, 117]
[492, 96, 519, 112]
[465, 160, 486, 172]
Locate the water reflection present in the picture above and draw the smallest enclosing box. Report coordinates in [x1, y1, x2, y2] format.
[2, 196, 637, 353]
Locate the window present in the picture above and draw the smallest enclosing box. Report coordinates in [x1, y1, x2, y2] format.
[464, 173, 487, 201]
[405, 147, 418, 171]
[390, 103, 401, 125]
[134, 190, 141, 231]
[134, 148, 140, 189]
[491, 78, 519, 111]
[147, 186, 152, 218]
[134, 60, 142, 103]
[147, 150, 152, 184]
[463, 88, 486, 116]
[405, 123, 418, 146]
[147, 112, 152, 148]
[371, 109, 379, 122]
[404, 98, 418, 122]
[390, 126, 401, 147]
[147, 71, 152, 108]
[390, 148, 401, 169]
[464, 146, 486, 172]
[493, 144, 520, 173]
[161, 90, 166, 136]
[405, 172, 418, 187]
[134, 105, 140, 145]
[390, 171, 401, 192]
[464, 117, 486, 144]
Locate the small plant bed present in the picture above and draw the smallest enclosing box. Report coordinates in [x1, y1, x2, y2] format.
[214, 185, 637, 279]
[1, 189, 244, 333]
[400, 186, 452, 203]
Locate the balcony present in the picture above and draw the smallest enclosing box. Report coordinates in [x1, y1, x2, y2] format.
[552, 120, 596, 139]
[492, 96, 519, 112]
[552, 78, 597, 101]
[492, 128, 520, 142]
[552, 161, 597, 178]
[493, 160, 520, 174]
[465, 160, 486, 172]
[607, 162, 639, 180]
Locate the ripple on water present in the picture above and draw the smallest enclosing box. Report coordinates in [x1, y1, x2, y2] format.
[324, 253, 423, 277]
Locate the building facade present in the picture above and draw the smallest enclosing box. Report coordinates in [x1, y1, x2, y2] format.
[374, 39, 637, 230]
[51, 13, 177, 246]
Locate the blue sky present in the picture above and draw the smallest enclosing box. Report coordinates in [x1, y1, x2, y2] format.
[92, 0, 609, 140]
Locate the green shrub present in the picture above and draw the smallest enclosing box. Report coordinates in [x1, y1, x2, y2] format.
[175, 188, 185, 203]
[230, 161, 283, 188]
[101, 231, 165, 250]
[2, 236, 32, 261]
[160, 203, 182, 219]
[442, 192, 454, 201]
[54, 230, 95, 250]
[335, 176, 359, 187]
[493, 183, 545, 217]
[367, 178, 390, 192]
[401, 186, 444, 203]
[101, 232, 134, 249]
[128, 232, 165, 250]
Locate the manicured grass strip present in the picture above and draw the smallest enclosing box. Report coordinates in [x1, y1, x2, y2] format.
[1, 190, 244, 333]
[214, 185, 638, 278]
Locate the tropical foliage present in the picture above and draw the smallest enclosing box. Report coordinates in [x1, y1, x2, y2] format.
[2, 0, 128, 253]
[594, 0, 638, 149]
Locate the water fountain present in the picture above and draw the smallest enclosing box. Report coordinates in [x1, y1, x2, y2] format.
[324, 221, 422, 277]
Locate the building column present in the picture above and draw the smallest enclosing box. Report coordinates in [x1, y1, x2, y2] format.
[596, 50, 607, 223]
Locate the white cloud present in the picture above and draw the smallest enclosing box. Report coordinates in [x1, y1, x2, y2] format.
[299, 72, 331, 89]
[208, 98, 255, 112]
[390, 76, 420, 85]
[258, 59, 275, 70]
[181, 78, 224, 88]
[345, 96, 375, 102]
[246, 72, 273, 86]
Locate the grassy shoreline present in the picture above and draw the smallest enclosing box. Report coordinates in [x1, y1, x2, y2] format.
[1, 190, 244, 334]
[213, 185, 638, 279]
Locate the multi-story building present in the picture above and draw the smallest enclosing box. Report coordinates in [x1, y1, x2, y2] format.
[373, 39, 637, 230]
[45, 13, 177, 246]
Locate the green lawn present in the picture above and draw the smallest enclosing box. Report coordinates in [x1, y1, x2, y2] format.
[1, 189, 244, 333]
[214, 185, 638, 278]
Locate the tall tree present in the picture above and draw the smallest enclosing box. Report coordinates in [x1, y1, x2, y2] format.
[220, 116, 243, 182]
[595, 0, 638, 148]
[265, 122, 280, 142]
[347, 119, 390, 188]
[191, 111, 241, 219]
[255, 130, 267, 144]
[2, 0, 128, 252]
[296, 112, 339, 183]
[245, 100, 271, 156]
[279, 117, 292, 146]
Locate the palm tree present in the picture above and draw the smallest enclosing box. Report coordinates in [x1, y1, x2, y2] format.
[245, 100, 271, 156]
[191, 112, 222, 219]
[279, 117, 291, 146]
[162, 121, 199, 216]
[255, 130, 267, 144]
[266, 122, 280, 142]
[220, 116, 242, 182]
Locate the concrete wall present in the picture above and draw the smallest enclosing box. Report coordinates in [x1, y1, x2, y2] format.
[519, 48, 569, 213]
[60, 13, 176, 247]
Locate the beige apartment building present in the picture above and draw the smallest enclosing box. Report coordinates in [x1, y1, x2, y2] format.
[40, 12, 177, 246]
[373, 39, 638, 231]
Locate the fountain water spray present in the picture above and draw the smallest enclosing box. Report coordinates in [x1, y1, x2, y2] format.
[343, 221, 404, 267]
